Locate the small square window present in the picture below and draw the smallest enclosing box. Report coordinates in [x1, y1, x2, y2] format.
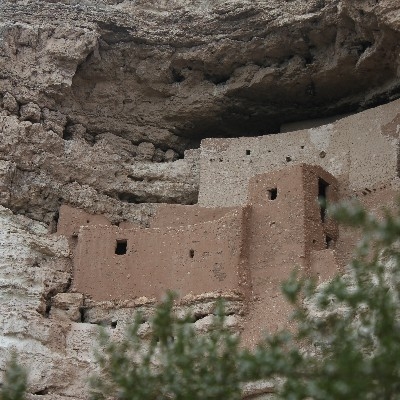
[246, 150, 251, 155]
[268, 188, 278, 200]
[115, 239, 127, 255]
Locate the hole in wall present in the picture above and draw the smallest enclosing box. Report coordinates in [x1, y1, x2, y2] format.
[246, 149, 251, 155]
[34, 388, 49, 395]
[286, 156, 292, 162]
[318, 178, 329, 222]
[325, 235, 334, 249]
[127, 175, 145, 182]
[79, 307, 85, 323]
[171, 68, 185, 83]
[204, 72, 230, 85]
[268, 188, 278, 200]
[111, 321, 117, 329]
[189, 249, 195, 258]
[118, 192, 138, 204]
[62, 124, 73, 140]
[115, 239, 128, 255]
[193, 312, 209, 322]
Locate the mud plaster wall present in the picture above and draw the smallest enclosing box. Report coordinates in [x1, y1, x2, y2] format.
[149, 204, 238, 228]
[198, 99, 400, 208]
[73, 210, 246, 301]
[57, 205, 112, 238]
[240, 165, 339, 344]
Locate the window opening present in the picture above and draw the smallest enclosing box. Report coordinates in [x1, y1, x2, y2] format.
[115, 239, 128, 255]
[189, 249, 195, 258]
[318, 178, 329, 222]
[268, 188, 278, 200]
[325, 235, 334, 249]
[246, 150, 251, 155]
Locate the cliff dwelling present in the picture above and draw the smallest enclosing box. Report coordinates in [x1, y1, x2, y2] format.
[2, 0, 400, 398]
[55, 97, 400, 345]
[60, 164, 338, 300]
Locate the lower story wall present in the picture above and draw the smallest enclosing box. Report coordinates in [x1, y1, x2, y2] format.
[73, 209, 247, 300]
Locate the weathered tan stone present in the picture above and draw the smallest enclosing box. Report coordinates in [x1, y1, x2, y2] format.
[2, 92, 19, 114]
[51, 293, 84, 322]
[137, 142, 156, 161]
[20, 102, 41, 123]
[1, 0, 400, 396]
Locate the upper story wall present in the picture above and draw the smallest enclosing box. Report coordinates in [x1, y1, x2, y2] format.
[245, 164, 339, 278]
[149, 204, 237, 228]
[198, 99, 400, 208]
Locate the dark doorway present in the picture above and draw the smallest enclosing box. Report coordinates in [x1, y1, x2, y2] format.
[115, 239, 128, 255]
[318, 178, 329, 222]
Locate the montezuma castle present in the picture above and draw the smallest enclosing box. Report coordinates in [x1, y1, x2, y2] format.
[57, 99, 400, 345]
[4, 1, 400, 396]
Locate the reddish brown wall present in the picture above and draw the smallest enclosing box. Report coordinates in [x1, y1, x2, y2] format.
[57, 204, 111, 238]
[150, 204, 238, 228]
[73, 210, 247, 300]
[241, 164, 339, 345]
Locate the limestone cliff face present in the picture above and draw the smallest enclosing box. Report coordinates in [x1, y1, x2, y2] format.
[1, 0, 400, 222]
[1, 0, 400, 398]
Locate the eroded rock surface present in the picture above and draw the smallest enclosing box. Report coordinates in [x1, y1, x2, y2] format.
[1, 0, 400, 223]
[0, 113, 199, 224]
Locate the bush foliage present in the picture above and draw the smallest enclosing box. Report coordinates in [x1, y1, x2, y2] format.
[0, 353, 26, 400]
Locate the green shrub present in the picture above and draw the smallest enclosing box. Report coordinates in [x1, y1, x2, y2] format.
[90, 295, 242, 400]
[0, 353, 27, 400]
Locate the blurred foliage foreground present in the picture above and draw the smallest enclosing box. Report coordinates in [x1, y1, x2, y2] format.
[3, 202, 400, 399]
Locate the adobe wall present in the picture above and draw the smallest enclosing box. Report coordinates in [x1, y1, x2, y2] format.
[57, 204, 112, 238]
[198, 99, 400, 208]
[73, 209, 248, 301]
[149, 204, 238, 228]
[241, 165, 339, 345]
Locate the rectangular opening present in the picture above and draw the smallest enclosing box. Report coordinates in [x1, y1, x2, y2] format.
[318, 178, 330, 222]
[115, 239, 127, 255]
[189, 249, 195, 258]
[246, 149, 251, 155]
[325, 235, 334, 249]
[267, 188, 278, 200]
